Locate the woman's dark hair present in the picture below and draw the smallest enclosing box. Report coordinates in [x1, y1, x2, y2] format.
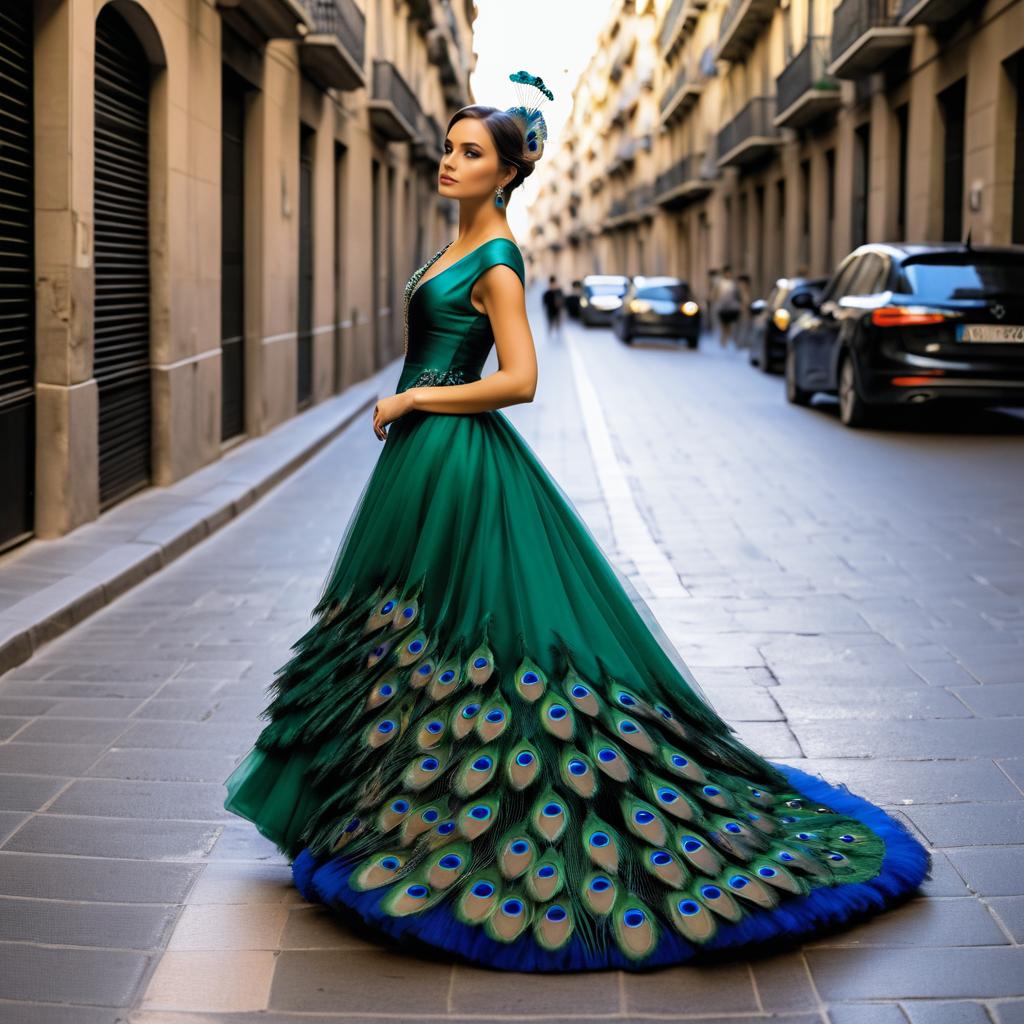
[446, 105, 535, 201]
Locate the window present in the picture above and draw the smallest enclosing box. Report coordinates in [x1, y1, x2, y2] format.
[822, 255, 861, 303]
[825, 148, 836, 271]
[846, 253, 887, 296]
[775, 178, 786, 277]
[1006, 51, 1024, 244]
[636, 282, 692, 301]
[852, 123, 870, 248]
[899, 254, 1024, 299]
[939, 78, 966, 241]
[895, 103, 909, 241]
[800, 158, 811, 269]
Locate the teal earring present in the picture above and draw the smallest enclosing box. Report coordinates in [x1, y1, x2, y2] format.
[494, 185, 505, 210]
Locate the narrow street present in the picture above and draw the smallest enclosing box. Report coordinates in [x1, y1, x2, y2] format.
[2, 292, 1023, 1023]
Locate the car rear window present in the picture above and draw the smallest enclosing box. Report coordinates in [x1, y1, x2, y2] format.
[636, 283, 690, 301]
[899, 255, 1024, 300]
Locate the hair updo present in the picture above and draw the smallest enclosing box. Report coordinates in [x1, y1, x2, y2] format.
[446, 105, 537, 203]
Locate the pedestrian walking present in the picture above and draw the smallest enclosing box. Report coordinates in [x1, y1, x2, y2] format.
[714, 264, 742, 348]
[737, 272, 752, 350]
[542, 274, 565, 338]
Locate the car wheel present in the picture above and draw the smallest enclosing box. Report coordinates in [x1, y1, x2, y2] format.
[785, 346, 812, 406]
[686, 336, 698, 350]
[759, 333, 774, 374]
[622, 330, 633, 345]
[838, 351, 873, 428]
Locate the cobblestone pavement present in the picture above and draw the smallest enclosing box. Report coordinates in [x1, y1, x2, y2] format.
[1, 295, 1023, 1024]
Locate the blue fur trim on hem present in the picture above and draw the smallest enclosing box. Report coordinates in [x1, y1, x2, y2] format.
[290, 761, 932, 972]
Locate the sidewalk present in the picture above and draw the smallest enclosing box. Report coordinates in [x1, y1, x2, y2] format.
[0, 368, 390, 675]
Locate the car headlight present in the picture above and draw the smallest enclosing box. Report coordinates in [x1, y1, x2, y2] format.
[681, 300, 699, 316]
[772, 308, 791, 331]
[580, 297, 589, 307]
[629, 299, 652, 314]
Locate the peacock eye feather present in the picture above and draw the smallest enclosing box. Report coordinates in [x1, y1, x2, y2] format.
[514, 656, 548, 702]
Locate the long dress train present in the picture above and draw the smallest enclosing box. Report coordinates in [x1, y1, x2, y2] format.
[223, 236, 930, 971]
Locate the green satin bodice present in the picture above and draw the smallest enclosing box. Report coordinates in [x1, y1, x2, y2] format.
[396, 237, 526, 394]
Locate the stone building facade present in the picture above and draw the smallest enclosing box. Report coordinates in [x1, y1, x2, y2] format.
[527, 0, 1024, 311]
[0, 0, 474, 552]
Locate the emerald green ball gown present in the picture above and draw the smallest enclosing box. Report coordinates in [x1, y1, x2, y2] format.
[224, 236, 931, 971]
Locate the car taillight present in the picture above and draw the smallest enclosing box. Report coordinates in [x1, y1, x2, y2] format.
[871, 306, 948, 327]
[772, 308, 791, 331]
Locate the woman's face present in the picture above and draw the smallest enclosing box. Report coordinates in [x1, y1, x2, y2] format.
[439, 117, 513, 200]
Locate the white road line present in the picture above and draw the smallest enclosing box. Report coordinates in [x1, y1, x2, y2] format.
[564, 328, 717, 711]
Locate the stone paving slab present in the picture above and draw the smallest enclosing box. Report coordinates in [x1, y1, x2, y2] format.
[0, 371, 383, 675]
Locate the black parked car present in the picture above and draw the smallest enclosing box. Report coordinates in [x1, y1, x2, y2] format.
[749, 276, 827, 374]
[579, 275, 630, 326]
[785, 242, 1024, 427]
[613, 276, 702, 348]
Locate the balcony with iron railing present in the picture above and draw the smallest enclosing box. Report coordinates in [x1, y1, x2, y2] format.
[897, 0, 971, 25]
[368, 60, 420, 142]
[216, 0, 311, 40]
[659, 63, 704, 126]
[406, 0, 434, 29]
[412, 111, 444, 165]
[609, 136, 639, 176]
[606, 181, 658, 227]
[828, 0, 913, 78]
[716, 96, 783, 167]
[716, 0, 777, 63]
[659, 0, 686, 56]
[630, 181, 656, 217]
[654, 152, 715, 208]
[608, 196, 630, 221]
[609, 24, 636, 83]
[610, 79, 641, 128]
[299, 0, 366, 91]
[775, 36, 840, 127]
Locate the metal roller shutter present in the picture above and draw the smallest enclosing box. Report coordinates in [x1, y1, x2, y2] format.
[0, 0, 35, 552]
[94, 5, 151, 509]
[221, 70, 246, 441]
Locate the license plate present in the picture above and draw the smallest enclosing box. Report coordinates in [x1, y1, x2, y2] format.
[957, 324, 1024, 343]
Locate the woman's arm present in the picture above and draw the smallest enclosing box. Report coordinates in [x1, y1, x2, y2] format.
[408, 263, 538, 414]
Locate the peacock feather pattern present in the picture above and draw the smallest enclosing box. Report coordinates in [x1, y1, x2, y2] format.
[225, 231, 931, 972]
[229, 563, 931, 971]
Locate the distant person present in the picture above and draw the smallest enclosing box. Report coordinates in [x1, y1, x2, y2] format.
[565, 279, 583, 319]
[715, 265, 741, 349]
[541, 275, 565, 339]
[737, 272, 752, 349]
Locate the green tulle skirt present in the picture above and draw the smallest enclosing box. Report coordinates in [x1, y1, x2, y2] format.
[224, 399, 930, 971]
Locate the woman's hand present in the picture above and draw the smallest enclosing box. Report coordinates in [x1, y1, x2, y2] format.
[372, 392, 414, 441]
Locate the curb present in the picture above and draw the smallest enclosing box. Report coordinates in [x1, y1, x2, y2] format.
[0, 370, 390, 675]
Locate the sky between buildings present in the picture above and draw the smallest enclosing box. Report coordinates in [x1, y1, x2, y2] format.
[467, 0, 609, 237]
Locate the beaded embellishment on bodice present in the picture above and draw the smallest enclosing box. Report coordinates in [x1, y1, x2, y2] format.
[402, 241, 454, 357]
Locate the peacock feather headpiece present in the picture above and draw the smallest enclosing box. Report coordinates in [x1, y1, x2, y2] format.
[504, 70, 554, 163]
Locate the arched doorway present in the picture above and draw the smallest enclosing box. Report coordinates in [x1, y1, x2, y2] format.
[94, 4, 152, 509]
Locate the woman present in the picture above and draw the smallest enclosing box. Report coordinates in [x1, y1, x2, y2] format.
[224, 71, 929, 972]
